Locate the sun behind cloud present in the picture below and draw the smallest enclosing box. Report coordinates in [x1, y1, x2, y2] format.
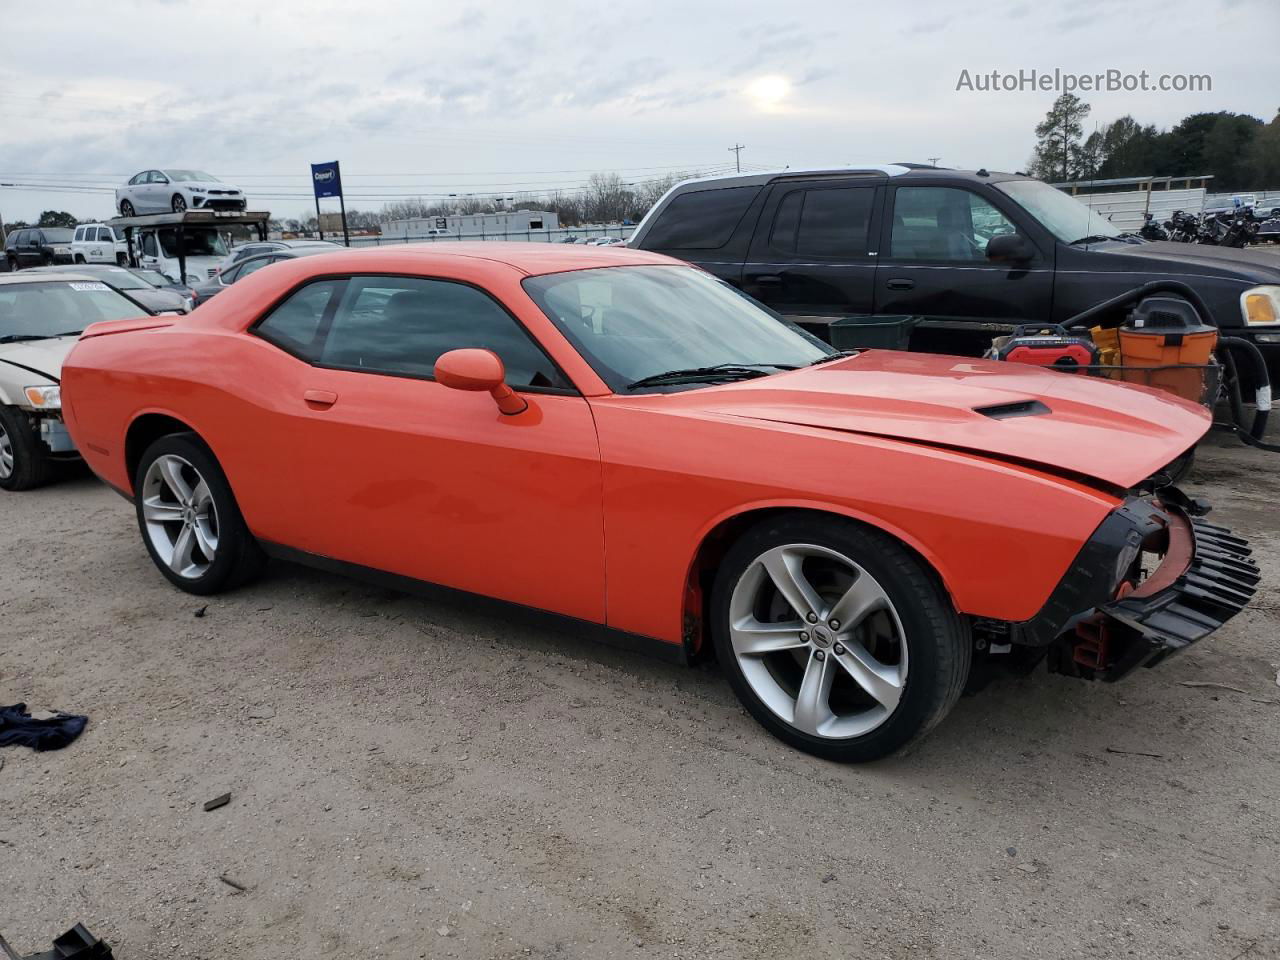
[745, 75, 791, 111]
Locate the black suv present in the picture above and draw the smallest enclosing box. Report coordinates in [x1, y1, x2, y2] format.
[4, 227, 76, 270]
[629, 165, 1280, 374]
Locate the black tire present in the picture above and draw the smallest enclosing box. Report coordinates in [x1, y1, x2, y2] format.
[116, 253, 128, 266]
[120, 200, 135, 217]
[0, 405, 54, 491]
[171, 194, 187, 213]
[41, 253, 53, 266]
[5, 255, 18, 272]
[74, 254, 86, 264]
[133, 433, 266, 594]
[710, 514, 970, 762]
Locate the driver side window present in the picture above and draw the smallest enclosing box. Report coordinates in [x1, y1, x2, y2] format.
[889, 187, 1016, 262]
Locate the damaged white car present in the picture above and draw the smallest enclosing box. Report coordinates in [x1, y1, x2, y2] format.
[0, 273, 158, 490]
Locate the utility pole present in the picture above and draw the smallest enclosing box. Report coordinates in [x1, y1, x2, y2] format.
[728, 143, 745, 173]
[926, 157, 941, 168]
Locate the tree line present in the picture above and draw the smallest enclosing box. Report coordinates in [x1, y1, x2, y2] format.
[1028, 94, 1279, 191]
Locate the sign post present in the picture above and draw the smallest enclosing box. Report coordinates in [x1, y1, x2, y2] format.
[310, 161, 350, 246]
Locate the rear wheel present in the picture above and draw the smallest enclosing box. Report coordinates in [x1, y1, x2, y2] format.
[5, 255, 17, 271]
[134, 433, 265, 594]
[120, 200, 135, 217]
[171, 194, 187, 213]
[711, 514, 970, 762]
[0, 406, 54, 491]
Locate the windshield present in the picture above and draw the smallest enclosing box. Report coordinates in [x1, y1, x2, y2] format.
[0, 281, 147, 340]
[94, 268, 148, 290]
[42, 228, 75, 243]
[133, 269, 172, 288]
[995, 179, 1122, 243]
[156, 228, 229, 258]
[164, 170, 218, 182]
[522, 265, 832, 392]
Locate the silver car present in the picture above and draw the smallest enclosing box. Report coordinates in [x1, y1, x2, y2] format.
[116, 169, 247, 216]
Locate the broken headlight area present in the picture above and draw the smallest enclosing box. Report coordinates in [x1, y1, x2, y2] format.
[1008, 487, 1258, 682]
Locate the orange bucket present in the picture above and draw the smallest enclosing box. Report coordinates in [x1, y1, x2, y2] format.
[1118, 298, 1218, 403]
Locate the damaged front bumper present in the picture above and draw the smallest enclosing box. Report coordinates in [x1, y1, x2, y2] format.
[1015, 487, 1259, 681]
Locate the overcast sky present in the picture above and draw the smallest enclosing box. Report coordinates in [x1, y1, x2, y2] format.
[0, 0, 1276, 222]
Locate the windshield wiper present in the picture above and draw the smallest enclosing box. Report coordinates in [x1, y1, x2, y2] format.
[0, 334, 50, 344]
[627, 363, 791, 390]
[808, 350, 859, 366]
[1069, 234, 1119, 246]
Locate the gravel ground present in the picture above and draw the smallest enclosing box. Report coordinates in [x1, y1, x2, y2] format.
[1, 426, 1278, 960]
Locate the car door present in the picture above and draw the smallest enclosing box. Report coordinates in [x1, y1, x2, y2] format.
[239, 273, 607, 623]
[142, 171, 166, 212]
[740, 179, 883, 338]
[22, 230, 45, 267]
[875, 183, 1054, 340]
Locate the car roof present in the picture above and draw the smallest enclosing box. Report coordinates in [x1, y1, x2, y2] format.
[0, 271, 104, 285]
[287, 242, 678, 276]
[275, 239, 342, 247]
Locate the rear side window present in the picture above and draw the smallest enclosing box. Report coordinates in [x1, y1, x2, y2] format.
[770, 188, 875, 258]
[642, 186, 761, 249]
[254, 279, 344, 361]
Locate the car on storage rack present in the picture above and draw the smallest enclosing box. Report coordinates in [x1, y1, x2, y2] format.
[627, 165, 1280, 379]
[4, 227, 76, 270]
[0, 272, 160, 490]
[116, 169, 247, 216]
[71, 223, 129, 265]
[60, 243, 1257, 761]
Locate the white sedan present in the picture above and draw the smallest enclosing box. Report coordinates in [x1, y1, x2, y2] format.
[116, 170, 247, 216]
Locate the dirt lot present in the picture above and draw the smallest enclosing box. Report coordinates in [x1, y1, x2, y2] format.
[2, 426, 1279, 960]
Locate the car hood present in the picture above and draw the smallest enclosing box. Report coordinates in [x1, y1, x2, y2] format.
[0, 336, 78, 384]
[1091, 239, 1280, 283]
[659, 351, 1209, 489]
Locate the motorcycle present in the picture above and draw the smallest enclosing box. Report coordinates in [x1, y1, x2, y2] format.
[1164, 209, 1199, 243]
[1138, 212, 1168, 241]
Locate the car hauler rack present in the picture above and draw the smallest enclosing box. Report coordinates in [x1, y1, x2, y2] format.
[105, 209, 271, 284]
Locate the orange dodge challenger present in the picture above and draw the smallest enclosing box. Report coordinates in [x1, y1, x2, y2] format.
[60, 244, 1258, 761]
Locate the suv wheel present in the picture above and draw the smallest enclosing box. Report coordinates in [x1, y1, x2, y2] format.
[0, 406, 54, 491]
[5, 255, 17, 272]
[711, 514, 970, 762]
[171, 194, 187, 213]
[134, 433, 265, 594]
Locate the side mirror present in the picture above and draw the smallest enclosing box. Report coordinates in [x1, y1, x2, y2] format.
[986, 233, 1033, 263]
[434, 348, 528, 415]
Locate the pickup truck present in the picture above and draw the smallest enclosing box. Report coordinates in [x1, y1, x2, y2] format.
[628, 165, 1280, 378]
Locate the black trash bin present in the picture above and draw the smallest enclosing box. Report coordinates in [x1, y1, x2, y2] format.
[828, 315, 921, 352]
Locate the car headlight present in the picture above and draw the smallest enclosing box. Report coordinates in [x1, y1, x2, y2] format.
[1241, 285, 1280, 325]
[24, 385, 61, 409]
[185, 274, 203, 285]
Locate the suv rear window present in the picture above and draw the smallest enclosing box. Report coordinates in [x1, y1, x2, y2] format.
[642, 186, 761, 249]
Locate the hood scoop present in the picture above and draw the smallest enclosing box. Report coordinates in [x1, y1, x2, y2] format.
[974, 399, 1051, 420]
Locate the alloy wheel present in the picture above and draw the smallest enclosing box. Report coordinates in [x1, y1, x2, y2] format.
[141, 454, 219, 579]
[0, 423, 14, 479]
[121, 201, 134, 217]
[172, 195, 187, 213]
[728, 543, 908, 739]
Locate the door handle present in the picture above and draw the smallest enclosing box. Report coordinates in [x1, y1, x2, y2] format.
[303, 389, 338, 409]
[754, 274, 784, 284]
[886, 279, 915, 291]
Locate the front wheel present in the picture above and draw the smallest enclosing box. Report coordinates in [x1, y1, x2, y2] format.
[711, 514, 970, 762]
[134, 433, 265, 594]
[0, 406, 53, 491]
[171, 194, 187, 213]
